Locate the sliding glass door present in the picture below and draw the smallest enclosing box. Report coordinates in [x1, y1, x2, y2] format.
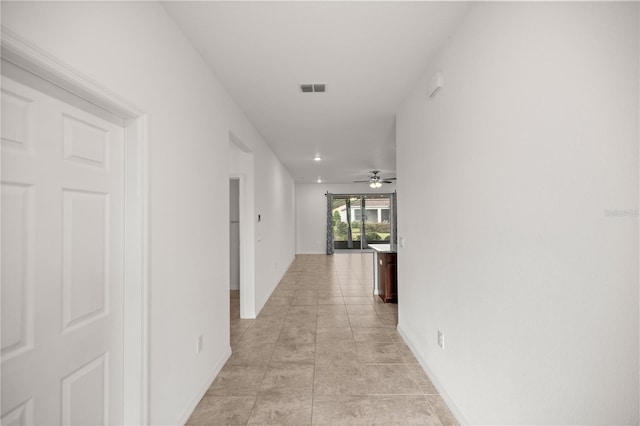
[333, 196, 359, 249]
[332, 194, 393, 251]
[363, 195, 391, 245]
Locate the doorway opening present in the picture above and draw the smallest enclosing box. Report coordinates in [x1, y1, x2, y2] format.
[229, 134, 256, 319]
[229, 178, 240, 317]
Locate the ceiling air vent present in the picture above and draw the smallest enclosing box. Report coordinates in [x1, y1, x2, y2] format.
[300, 83, 326, 93]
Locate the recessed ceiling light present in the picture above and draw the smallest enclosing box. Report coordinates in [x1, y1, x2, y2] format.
[316, 178, 322, 183]
[314, 155, 322, 162]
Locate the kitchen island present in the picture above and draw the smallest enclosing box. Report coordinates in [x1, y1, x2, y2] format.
[369, 244, 398, 303]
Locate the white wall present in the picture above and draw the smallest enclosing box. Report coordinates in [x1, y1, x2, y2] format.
[229, 135, 295, 317]
[252, 142, 296, 311]
[2, 2, 295, 424]
[396, 2, 638, 424]
[296, 183, 396, 254]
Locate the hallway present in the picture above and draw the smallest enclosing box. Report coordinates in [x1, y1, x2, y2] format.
[187, 254, 457, 425]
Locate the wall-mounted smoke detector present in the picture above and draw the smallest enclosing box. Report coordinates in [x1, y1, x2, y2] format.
[300, 83, 326, 93]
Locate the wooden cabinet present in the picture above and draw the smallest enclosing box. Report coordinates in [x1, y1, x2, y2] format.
[378, 252, 397, 303]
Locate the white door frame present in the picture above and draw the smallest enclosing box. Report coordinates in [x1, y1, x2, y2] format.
[229, 133, 256, 319]
[229, 178, 240, 292]
[229, 173, 256, 318]
[1, 27, 150, 424]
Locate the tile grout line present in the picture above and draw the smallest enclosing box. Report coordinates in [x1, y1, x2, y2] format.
[191, 254, 456, 425]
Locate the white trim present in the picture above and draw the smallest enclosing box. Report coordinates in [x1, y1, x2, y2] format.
[1, 26, 151, 425]
[229, 133, 256, 319]
[140, 114, 150, 425]
[1, 27, 141, 119]
[175, 347, 231, 425]
[228, 178, 240, 291]
[637, 2, 640, 406]
[255, 253, 294, 317]
[230, 172, 256, 319]
[396, 323, 468, 425]
[123, 115, 150, 425]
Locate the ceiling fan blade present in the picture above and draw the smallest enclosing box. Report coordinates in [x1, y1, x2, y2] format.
[382, 180, 394, 184]
[353, 180, 370, 183]
[384, 177, 397, 180]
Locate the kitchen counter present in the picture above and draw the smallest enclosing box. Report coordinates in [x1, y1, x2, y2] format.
[369, 243, 398, 254]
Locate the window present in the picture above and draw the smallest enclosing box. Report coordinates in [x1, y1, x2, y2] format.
[381, 208, 390, 222]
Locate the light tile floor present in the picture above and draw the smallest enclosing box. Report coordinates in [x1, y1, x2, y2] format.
[187, 253, 458, 426]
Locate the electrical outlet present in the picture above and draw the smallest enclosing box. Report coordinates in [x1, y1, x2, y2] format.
[437, 330, 444, 350]
[197, 335, 203, 353]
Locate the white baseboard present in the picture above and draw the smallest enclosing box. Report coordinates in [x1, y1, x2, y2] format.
[256, 281, 279, 316]
[177, 346, 232, 425]
[396, 323, 468, 425]
[255, 255, 296, 316]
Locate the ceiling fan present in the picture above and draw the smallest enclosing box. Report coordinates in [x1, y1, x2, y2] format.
[354, 171, 396, 188]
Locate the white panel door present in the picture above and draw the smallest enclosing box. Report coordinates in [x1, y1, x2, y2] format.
[1, 77, 125, 425]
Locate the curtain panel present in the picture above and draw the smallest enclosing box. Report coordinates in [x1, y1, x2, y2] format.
[360, 196, 367, 249]
[325, 192, 334, 255]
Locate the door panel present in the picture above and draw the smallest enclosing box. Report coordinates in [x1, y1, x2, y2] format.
[333, 195, 392, 250]
[363, 195, 391, 244]
[1, 182, 34, 360]
[1, 77, 125, 425]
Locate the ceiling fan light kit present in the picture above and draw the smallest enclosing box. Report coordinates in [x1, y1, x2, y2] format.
[355, 171, 396, 189]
